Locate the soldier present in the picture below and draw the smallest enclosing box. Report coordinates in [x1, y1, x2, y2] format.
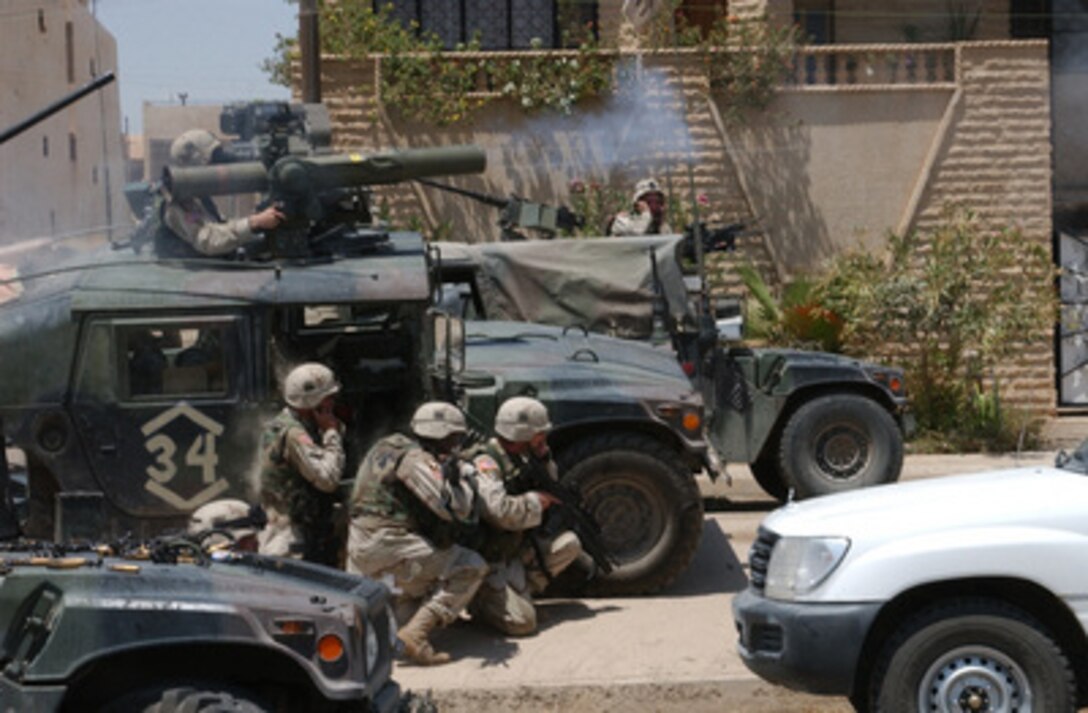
[257, 363, 344, 566]
[346, 402, 487, 666]
[607, 177, 672, 236]
[469, 396, 583, 636]
[161, 128, 284, 257]
[188, 498, 262, 552]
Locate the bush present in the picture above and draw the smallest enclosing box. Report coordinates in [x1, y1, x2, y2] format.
[816, 206, 1056, 451]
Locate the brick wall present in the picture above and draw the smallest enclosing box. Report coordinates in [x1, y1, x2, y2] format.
[913, 41, 1053, 410]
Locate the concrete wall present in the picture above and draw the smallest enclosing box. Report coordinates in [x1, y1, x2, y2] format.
[0, 0, 126, 245]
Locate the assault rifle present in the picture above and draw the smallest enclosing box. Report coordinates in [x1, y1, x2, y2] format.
[509, 453, 617, 577]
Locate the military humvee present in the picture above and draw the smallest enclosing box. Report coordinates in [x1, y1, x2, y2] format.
[0, 539, 404, 712]
[433, 236, 912, 506]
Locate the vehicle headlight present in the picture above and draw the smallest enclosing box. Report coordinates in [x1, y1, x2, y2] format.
[365, 620, 379, 676]
[765, 536, 849, 600]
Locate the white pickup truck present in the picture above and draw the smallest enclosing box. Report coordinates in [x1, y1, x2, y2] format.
[732, 448, 1088, 712]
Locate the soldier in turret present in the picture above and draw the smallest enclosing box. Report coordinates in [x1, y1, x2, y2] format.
[346, 402, 487, 666]
[257, 362, 345, 566]
[608, 177, 672, 236]
[468, 397, 582, 636]
[160, 128, 284, 257]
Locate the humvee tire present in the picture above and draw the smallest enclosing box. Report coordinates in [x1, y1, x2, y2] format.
[103, 684, 269, 713]
[778, 394, 903, 499]
[558, 433, 703, 596]
[749, 453, 789, 502]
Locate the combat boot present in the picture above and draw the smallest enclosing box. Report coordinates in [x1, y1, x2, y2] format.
[397, 606, 451, 665]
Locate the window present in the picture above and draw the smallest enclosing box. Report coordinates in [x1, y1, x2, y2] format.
[794, 0, 834, 44]
[123, 324, 230, 398]
[379, 0, 599, 49]
[42, 136, 49, 157]
[38, 9, 46, 33]
[65, 21, 74, 83]
[68, 132, 77, 162]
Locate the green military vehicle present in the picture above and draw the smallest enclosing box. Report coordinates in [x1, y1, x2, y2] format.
[433, 236, 911, 507]
[0, 538, 405, 712]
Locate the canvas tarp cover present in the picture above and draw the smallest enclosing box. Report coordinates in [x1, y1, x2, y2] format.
[436, 236, 693, 339]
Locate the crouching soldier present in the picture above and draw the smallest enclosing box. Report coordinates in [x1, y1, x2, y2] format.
[346, 402, 486, 666]
[469, 397, 583, 636]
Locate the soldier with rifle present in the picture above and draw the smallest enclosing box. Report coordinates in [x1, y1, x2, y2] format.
[467, 397, 594, 636]
[346, 402, 488, 666]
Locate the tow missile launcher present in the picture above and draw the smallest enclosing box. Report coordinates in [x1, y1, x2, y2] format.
[163, 146, 486, 258]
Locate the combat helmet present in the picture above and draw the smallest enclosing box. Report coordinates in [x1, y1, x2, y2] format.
[632, 177, 664, 206]
[169, 128, 222, 167]
[410, 402, 467, 440]
[188, 498, 262, 550]
[284, 363, 340, 410]
[494, 396, 552, 442]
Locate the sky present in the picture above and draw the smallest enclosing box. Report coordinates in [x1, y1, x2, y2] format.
[92, 0, 298, 135]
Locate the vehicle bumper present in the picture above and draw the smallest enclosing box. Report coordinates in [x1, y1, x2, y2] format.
[732, 588, 880, 695]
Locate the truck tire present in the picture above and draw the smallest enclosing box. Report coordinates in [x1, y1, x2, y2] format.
[868, 599, 1075, 713]
[748, 454, 789, 502]
[102, 685, 271, 713]
[778, 394, 902, 499]
[557, 433, 703, 596]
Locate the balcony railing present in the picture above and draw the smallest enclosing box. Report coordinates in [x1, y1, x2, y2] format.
[784, 44, 958, 90]
[363, 42, 961, 104]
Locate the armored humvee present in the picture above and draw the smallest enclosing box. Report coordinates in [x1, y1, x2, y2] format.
[433, 236, 912, 505]
[0, 539, 404, 712]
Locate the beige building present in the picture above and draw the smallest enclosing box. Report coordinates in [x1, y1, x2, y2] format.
[0, 0, 126, 245]
[305, 0, 1070, 412]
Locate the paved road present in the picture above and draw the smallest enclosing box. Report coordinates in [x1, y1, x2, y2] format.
[394, 450, 1060, 712]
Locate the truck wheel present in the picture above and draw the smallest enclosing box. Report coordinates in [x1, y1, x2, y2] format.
[748, 453, 789, 502]
[869, 599, 1075, 713]
[102, 685, 271, 713]
[557, 433, 703, 596]
[778, 394, 902, 499]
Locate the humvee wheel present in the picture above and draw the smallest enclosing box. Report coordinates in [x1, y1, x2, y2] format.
[102, 684, 270, 713]
[779, 394, 902, 499]
[748, 453, 789, 502]
[557, 433, 703, 596]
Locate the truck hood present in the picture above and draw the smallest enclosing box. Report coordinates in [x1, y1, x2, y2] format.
[759, 463, 1088, 601]
[762, 464, 1088, 540]
[464, 320, 694, 396]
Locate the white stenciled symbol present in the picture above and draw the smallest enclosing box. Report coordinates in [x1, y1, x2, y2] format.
[141, 403, 228, 510]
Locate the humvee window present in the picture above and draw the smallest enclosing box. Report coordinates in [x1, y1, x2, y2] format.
[123, 325, 228, 398]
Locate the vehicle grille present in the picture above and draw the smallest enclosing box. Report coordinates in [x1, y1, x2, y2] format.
[748, 527, 779, 594]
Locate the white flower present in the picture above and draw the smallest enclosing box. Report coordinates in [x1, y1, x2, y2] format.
[502, 82, 516, 94]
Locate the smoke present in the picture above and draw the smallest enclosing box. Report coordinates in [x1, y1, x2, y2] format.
[476, 58, 696, 190]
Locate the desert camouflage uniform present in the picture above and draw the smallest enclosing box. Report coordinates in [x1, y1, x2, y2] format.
[469, 438, 582, 636]
[162, 198, 256, 257]
[257, 408, 344, 565]
[609, 209, 671, 237]
[347, 434, 486, 626]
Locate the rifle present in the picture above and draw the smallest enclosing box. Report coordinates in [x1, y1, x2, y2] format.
[509, 453, 617, 577]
